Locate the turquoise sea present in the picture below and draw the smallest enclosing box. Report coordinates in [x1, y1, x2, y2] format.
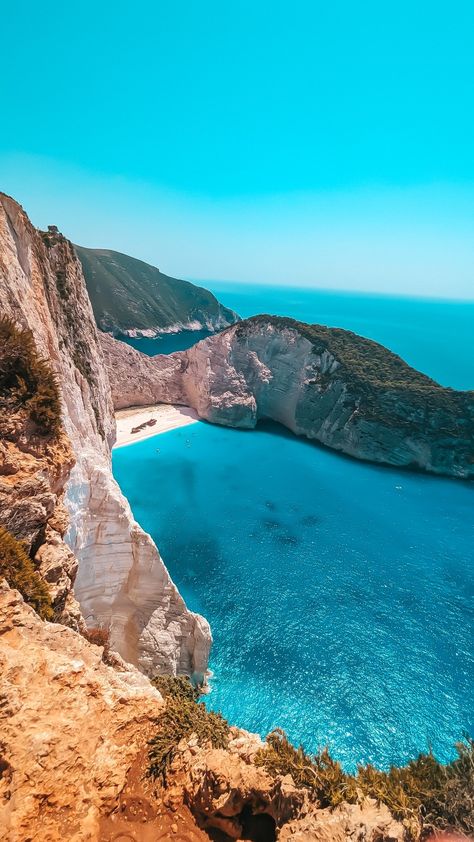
[113, 286, 474, 770]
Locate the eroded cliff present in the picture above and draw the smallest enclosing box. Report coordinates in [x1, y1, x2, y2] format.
[0, 192, 211, 677]
[104, 315, 474, 477]
[0, 581, 163, 840]
[1, 582, 407, 842]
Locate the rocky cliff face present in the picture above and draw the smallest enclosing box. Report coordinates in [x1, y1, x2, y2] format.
[104, 315, 474, 478]
[0, 580, 163, 840]
[1, 581, 405, 841]
[0, 193, 211, 677]
[75, 244, 239, 337]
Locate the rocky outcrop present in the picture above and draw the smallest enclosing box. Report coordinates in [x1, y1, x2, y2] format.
[0, 192, 211, 677]
[75, 244, 239, 337]
[278, 800, 406, 841]
[100, 330, 188, 409]
[104, 316, 474, 478]
[0, 580, 163, 840]
[161, 728, 404, 842]
[0, 581, 405, 841]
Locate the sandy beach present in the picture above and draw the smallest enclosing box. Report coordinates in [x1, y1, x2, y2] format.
[114, 403, 200, 447]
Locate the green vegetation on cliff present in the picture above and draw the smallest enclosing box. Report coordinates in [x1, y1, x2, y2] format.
[0, 316, 62, 438]
[236, 315, 474, 440]
[75, 245, 238, 335]
[256, 729, 474, 839]
[0, 527, 53, 620]
[148, 676, 229, 783]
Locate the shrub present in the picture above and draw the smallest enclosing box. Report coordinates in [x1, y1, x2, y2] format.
[0, 526, 53, 620]
[148, 675, 229, 784]
[255, 729, 474, 839]
[255, 730, 355, 808]
[0, 316, 62, 437]
[82, 625, 110, 655]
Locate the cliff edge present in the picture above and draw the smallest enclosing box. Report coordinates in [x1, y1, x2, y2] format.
[0, 192, 211, 677]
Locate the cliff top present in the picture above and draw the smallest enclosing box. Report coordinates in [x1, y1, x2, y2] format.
[234, 315, 474, 431]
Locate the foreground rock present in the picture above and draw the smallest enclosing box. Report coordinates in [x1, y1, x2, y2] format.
[0, 581, 162, 840]
[103, 316, 474, 478]
[0, 192, 211, 677]
[0, 582, 405, 841]
[162, 728, 405, 841]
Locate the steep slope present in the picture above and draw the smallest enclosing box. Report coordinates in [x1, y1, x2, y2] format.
[102, 316, 474, 477]
[0, 193, 210, 678]
[0, 581, 163, 840]
[75, 244, 239, 336]
[1, 582, 407, 842]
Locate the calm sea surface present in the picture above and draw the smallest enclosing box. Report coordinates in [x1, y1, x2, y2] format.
[113, 286, 474, 770]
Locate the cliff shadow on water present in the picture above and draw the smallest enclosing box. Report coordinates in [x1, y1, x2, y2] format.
[253, 417, 474, 481]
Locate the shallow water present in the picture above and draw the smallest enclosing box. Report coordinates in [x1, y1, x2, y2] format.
[112, 285, 474, 770]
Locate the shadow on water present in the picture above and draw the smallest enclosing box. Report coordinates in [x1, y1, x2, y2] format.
[244, 418, 474, 489]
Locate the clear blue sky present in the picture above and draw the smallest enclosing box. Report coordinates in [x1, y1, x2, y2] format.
[1, 1, 474, 297]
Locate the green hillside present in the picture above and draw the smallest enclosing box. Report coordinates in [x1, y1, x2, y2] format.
[75, 245, 238, 336]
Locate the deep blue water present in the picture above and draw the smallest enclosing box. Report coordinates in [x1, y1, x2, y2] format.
[122, 328, 213, 356]
[112, 286, 474, 770]
[203, 282, 474, 390]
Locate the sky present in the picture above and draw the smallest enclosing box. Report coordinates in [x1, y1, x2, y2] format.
[1, 1, 474, 297]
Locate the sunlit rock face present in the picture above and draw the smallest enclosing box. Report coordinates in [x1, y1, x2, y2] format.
[0, 580, 163, 839]
[0, 192, 211, 677]
[103, 315, 474, 478]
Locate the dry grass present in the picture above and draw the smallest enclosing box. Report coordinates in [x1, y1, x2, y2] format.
[255, 729, 474, 839]
[82, 625, 110, 657]
[148, 676, 229, 784]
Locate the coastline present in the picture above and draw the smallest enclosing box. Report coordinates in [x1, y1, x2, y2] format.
[114, 403, 200, 447]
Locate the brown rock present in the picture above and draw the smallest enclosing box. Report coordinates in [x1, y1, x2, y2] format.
[0, 581, 162, 840]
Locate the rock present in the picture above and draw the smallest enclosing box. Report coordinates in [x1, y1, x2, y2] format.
[100, 330, 188, 409]
[0, 580, 162, 840]
[162, 729, 405, 842]
[0, 442, 20, 476]
[279, 798, 405, 841]
[0, 192, 211, 677]
[103, 316, 474, 478]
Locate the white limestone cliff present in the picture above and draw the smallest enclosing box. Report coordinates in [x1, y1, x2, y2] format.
[103, 317, 474, 478]
[0, 192, 211, 678]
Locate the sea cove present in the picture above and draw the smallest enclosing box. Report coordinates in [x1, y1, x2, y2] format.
[112, 287, 474, 771]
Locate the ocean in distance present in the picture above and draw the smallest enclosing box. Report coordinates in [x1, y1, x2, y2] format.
[113, 284, 474, 770]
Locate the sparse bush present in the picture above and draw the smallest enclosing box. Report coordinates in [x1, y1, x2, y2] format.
[255, 729, 474, 839]
[82, 625, 110, 655]
[148, 675, 229, 784]
[0, 526, 53, 620]
[255, 730, 354, 808]
[0, 316, 62, 437]
[153, 674, 199, 703]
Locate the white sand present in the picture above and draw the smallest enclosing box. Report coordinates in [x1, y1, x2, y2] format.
[114, 404, 200, 447]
